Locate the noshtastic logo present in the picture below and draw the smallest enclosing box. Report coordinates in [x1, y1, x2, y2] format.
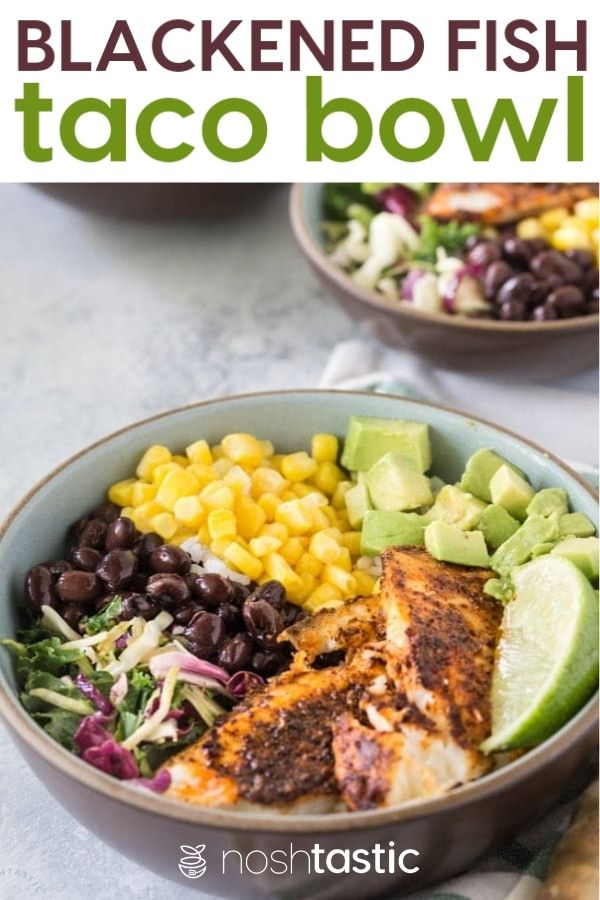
[178, 844, 207, 879]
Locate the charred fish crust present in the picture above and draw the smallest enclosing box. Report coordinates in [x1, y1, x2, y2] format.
[332, 716, 394, 810]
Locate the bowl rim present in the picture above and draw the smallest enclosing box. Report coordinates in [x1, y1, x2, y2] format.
[0, 388, 597, 834]
[289, 183, 600, 336]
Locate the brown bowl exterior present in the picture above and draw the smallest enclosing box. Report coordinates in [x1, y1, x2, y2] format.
[289, 184, 600, 369]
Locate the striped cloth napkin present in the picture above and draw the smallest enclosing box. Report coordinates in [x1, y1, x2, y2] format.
[319, 338, 599, 899]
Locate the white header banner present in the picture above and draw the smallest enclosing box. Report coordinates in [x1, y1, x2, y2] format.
[0, 0, 597, 181]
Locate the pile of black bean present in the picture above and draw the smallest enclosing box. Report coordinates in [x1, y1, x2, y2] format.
[464, 234, 599, 321]
[24, 502, 303, 677]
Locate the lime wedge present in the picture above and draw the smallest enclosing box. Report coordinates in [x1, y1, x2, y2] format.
[481, 556, 598, 752]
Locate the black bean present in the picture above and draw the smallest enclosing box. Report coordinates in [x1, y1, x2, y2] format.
[184, 611, 226, 658]
[467, 240, 502, 267]
[56, 570, 102, 604]
[96, 550, 138, 589]
[497, 273, 537, 306]
[132, 532, 163, 563]
[565, 248, 596, 270]
[242, 599, 284, 650]
[547, 285, 586, 317]
[283, 603, 306, 626]
[251, 650, 288, 676]
[530, 302, 559, 321]
[483, 261, 515, 299]
[230, 582, 253, 607]
[149, 545, 191, 575]
[583, 267, 599, 295]
[78, 519, 107, 550]
[173, 603, 199, 626]
[217, 602, 243, 631]
[218, 634, 254, 673]
[45, 560, 73, 579]
[60, 605, 84, 628]
[464, 233, 484, 250]
[530, 250, 583, 285]
[146, 573, 190, 606]
[25, 565, 55, 612]
[70, 514, 91, 540]
[249, 580, 285, 610]
[501, 237, 535, 267]
[105, 517, 137, 551]
[189, 572, 233, 607]
[498, 299, 527, 321]
[70, 546, 102, 571]
[585, 297, 599, 315]
[92, 502, 121, 523]
[126, 573, 149, 593]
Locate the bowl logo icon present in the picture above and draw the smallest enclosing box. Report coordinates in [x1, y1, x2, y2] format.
[178, 844, 207, 879]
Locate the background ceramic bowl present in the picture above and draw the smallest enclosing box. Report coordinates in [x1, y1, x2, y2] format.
[0, 391, 597, 900]
[289, 184, 600, 371]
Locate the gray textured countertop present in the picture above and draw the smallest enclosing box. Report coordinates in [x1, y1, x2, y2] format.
[0, 184, 352, 900]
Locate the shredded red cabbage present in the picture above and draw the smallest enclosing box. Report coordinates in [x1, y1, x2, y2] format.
[133, 770, 171, 793]
[376, 185, 418, 220]
[75, 674, 114, 715]
[83, 739, 139, 779]
[74, 713, 114, 752]
[226, 671, 265, 696]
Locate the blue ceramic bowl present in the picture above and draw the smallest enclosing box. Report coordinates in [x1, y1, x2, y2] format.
[0, 391, 597, 899]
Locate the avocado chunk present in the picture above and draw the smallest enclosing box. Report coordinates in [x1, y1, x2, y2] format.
[344, 482, 373, 528]
[489, 465, 535, 521]
[459, 448, 526, 503]
[424, 520, 490, 568]
[530, 541, 556, 558]
[484, 577, 515, 604]
[341, 415, 431, 473]
[526, 488, 569, 518]
[558, 512, 596, 538]
[491, 513, 560, 575]
[366, 452, 433, 512]
[551, 537, 599, 582]
[361, 510, 425, 556]
[424, 484, 486, 531]
[478, 504, 520, 550]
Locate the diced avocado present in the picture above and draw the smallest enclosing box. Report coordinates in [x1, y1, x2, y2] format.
[491, 513, 560, 575]
[344, 482, 373, 528]
[530, 541, 556, 558]
[484, 577, 515, 604]
[424, 484, 486, 531]
[459, 449, 526, 503]
[361, 510, 425, 556]
[489, 465, 535, 521]
[366, 452, 433, 512]
[558, 512, 596, 538]
[424, 520, 490, 568]
[478, 504, 520, 550]
[341, 416, 431, 473]
[429, 476, 446, 498]
[526, 488, 569, 519]
[551, 537, 599, 582]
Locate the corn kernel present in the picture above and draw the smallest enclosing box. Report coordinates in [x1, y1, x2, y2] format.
[354, 570, 378, 595]
[224, 465, 252, 496]
[296, 552, 322, 578]
[251, 467, 288, 498]
[309, 509, 331, 532]
[323, 506, 340, 527]
[197, 524, 210, 545]
[574, 197, 599, 226]
[224, 543, 263, 580]
[152, 462, 181, 486]
[275, 499, 314, 535]
[263, 552, 303, 593]
[270, 454, 285, 471]
[539, 207, 568, 232]
[169, 531, 196, 547]
[213, 458, 234, 478]
[261, 522, 289, 543]
[335, 548, 352, 571]
[136, 444, 172, 481]
[187, 463, 218, 488]
[516, 217, 545, 240]
[236, 498, 267, 539]
[211, 444, 225, 460]
[279, 537, 304, 566]
[336, 511, 351, 532]
[312, 461, 344, 496]
[280, 490, 298, 502]
[211, 536, 238, 557]
[249, 535, 283, 557]
[551, 226, 592, 252]
[172, 454, 189, 468]
[207, 508, 237, 541]
[131, 481, 157, 506]
[280, 451, 318, 483]
[306, 583, 342, 610]
[323, 564, 357, 595]
[293, 482, 317, 499]
[332, 481, 353, 510]
[108, 478, 135, 507]
[311, 433, 339, 464]
[310, 531, 342, 564]
[301, 491, 328, 508]
[120, 506, 134, 521]
[151, 512, 178, 541]
[259, 439, 275, 458]
[155, 468, 200, 510]
[221, 433, 265, 467]
[257, 492, 282, 520]
[185, 439, 213, 465]
[341, 531, 362, 557]
[173, 495, 206, 528]
[200, 481, 235, 511]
